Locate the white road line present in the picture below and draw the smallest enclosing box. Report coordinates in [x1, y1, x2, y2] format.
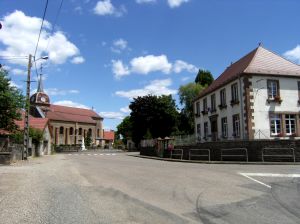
[68, 154, 72, 155]
[100, 154, 103, 155]
[105, 154, 111, 155]
[240, 173, 300, 178]
[112, 153, 116, 156]
[239, 173, 272, 189]
[87, 154, 91, 156]
[94, 154, 98, 156]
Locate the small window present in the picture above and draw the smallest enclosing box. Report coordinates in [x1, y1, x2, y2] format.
[211, 94, 216, 112]
[97, 129, 100, 137]
[59, 126, 64, 134]
[78, 128, 82, 135]
[69, 127, 74, 135]
[220, 89, 226, 106]
[204, 122, 208, 139]
[221, 117, 228, 138]
[196, 124, 201, 141]
[270, 114, 281, 136]
[88, 128, 92, 136]
[285, 114, 296, 135]
[231, 83, 239, 103]
[195, 101, 200, 116]
[203, 98, 208, 113]
[267, 80, 279, 99]
[232, 114, 240, 137]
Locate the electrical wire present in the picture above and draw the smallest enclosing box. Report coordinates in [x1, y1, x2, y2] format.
[45, 0, 64, 53]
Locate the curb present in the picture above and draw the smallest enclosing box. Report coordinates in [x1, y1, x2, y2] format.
[129, 154, 300, 165]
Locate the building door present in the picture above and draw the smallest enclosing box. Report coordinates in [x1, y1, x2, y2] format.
[210, 116, 218, 141]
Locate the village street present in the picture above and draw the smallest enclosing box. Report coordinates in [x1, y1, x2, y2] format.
[0, 152, 300, 224]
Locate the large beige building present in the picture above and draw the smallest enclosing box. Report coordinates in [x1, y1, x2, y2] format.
[30, 78, 104, 146]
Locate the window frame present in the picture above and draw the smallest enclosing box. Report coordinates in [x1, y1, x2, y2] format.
[232, 114, 240, 138]
[285, 114, 296, 136]
[220, 88, 226, 107]
[270, 114, 281, 136]
[211, 94, 216, 112]
[231, 83, 239, 105]
[221, 117, 228, 138]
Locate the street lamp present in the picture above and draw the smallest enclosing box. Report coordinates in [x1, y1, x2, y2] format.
[23, 54, 48, 160]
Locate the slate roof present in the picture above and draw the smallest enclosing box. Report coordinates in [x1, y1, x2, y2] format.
[46, 104, 102, 124]
[196, 46, 300, 100]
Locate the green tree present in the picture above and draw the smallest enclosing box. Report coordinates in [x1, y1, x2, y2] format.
[0, 69, 25, 131]
[85, 132, 92, 147]
[11, 127, 43, 145]
[195, 69, 214, 86]
[178, 82, 205, 134]
[116, 116, 133, 144]
[129, 95, 179, 145]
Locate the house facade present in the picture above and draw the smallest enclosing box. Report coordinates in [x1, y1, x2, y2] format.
[30, 77, 104, 146]
[194, 46, 300, 142]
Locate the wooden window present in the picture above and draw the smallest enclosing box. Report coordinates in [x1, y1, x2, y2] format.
[202, 98, 208, 114]
[195, 101, 200, 116]
[267, 80, 279, 100]
[211, 94, 216, 112]
[231, 83, 239, 104]
[221, 117, 228, 138]
[270, 114, 281, 136]
[232, 114, 240, 137]
[69, 127, 74, 135]
[59, 126, 64, 134]
[78, 128, 82, 135]
[220, 88, 226, 107]
[204, 122, 208, 139]
[285, 114, 296, 135]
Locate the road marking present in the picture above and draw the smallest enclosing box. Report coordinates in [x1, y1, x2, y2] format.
[239, 173, 272, 189]
[87, 154, 91, 156]
[94, 154, 98, 155]
[112, 153, 116, 156]
[105, 154, 110, 155]
[239, 173, 300, 178]
[100, 154, 103, 155]
[68, 154, 72, 155]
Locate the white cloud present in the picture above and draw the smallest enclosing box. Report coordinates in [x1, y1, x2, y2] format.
[115, 78, 177, 99]
[111, 55, 198, 78]
[284, 45, 300, 64]
[120, 106, 131, 113]
[173, 60, 198, 73]
[9, 80, 22, 89]
[93, 0, 126, 17]
[112, 60, 130, 79]
[136, 0, 156, 4]
[0, 10, 82, 66]
[99, 111, 125, 119]
[167, 0, 189, 8]
[44, 88, 80, 96]
[71, 56, 85, 64]
[130, 55, 172, 74]
[53, 100, 90, 109]
[74, 6, 83, 14]
[181, 76, 191, 81]
[111, 38, 128, 53]
[11, 68, 27, 76]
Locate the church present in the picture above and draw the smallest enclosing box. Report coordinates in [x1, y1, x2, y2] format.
[30, 77, 104, 147]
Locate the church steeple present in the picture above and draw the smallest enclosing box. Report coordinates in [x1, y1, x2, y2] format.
[37, 74, 44, 92]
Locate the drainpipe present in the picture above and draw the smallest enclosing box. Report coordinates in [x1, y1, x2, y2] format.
[238, 74, 245, 140]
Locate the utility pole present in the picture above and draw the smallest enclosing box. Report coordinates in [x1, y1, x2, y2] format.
[23, 54, 32, 160]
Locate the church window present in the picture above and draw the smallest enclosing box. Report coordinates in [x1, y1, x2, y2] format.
[78, 128, 82, 135]
[59, 126, 64, 134]
[69, 127, 74, 135]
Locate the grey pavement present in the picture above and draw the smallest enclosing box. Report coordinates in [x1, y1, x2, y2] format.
[0, 151, 299, 224]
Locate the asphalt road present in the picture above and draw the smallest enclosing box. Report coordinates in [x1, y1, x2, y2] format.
[0, 151, 300, 224]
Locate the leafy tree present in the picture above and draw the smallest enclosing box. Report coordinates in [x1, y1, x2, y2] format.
[116, 116, 133, 144]
[195, 69, 214, 86]
[129, 95, 179, 145]
[0, 69, 25, 131]
[178, 82, 205, 134]
[11, 127, 43, 145]
[85, 132, 92, 147]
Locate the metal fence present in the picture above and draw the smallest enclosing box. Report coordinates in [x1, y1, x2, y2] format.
[172, 134, 197, 146]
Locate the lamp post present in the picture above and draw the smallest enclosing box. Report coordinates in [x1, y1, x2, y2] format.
[23, 54, 48, 160]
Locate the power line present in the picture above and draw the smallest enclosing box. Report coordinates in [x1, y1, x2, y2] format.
[33, 0, 49, 59]
[45, 0, 65, 53]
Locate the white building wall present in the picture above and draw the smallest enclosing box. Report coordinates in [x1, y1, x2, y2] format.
[251, 75, 300, 139]
[194, 78, 245, 142]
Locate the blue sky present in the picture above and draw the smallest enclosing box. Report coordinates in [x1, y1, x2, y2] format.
[1, 0, 300, 130]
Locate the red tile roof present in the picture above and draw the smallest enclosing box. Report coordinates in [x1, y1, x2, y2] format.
[196, 46, 300, 100]
[14, 113, 49, 131]
[103, 131, 115, 140]
[0, 129, 11, 135]
[46, 104, 102, 124]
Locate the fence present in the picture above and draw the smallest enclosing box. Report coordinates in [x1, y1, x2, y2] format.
[172, 134, 197, 146]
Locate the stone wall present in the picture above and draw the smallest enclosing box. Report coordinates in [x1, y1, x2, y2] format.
[140, 139, 300, 162]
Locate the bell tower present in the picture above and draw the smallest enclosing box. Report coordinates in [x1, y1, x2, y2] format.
[30, 74, 50, 107]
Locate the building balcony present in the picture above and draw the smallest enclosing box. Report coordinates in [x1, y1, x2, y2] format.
[230, 100, 239, 106]
[201, 110, 208, 115]
[218, 104, 227, 110]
